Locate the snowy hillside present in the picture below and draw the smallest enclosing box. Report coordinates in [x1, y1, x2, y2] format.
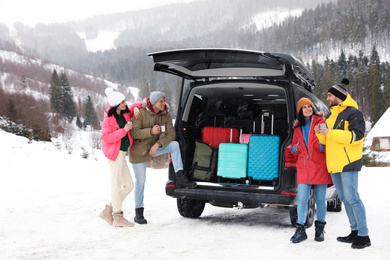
[79, 8, 305, 52]
[1, 129, 389, 259]
[0, 49, 141, 112]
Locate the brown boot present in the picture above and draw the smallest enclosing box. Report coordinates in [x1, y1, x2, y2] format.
[99, 204, 113, 225]
[113, 211, 134, 227]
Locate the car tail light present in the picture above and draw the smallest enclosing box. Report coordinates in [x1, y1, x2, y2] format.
[284, 144, 297, 168]
[281, 192, 298, 196]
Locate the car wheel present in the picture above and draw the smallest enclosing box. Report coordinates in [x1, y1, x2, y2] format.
[327, 196, 342, 212]
[289, 189, 316, 228]
[177, 198, 206, 218]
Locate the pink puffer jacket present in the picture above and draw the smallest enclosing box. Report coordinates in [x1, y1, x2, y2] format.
[102, 102, 141, 161]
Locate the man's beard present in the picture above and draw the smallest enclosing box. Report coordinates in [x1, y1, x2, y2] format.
[329, 100, 338, 107]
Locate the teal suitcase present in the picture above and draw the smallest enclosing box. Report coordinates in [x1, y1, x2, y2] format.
[248, 135, 280, 181]
[217, 143, 248, 179]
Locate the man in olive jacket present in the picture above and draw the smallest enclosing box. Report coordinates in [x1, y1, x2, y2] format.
[315, 82, 370, 249]
[129, 91, 196, 224]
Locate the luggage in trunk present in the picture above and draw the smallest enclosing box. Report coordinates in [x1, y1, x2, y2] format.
[191, 140, 218, 181]
[217, 143, 248, 179]
[261, 110, 274, 135]
[202, 127, 239, 148]
[247, 135, 280, 182]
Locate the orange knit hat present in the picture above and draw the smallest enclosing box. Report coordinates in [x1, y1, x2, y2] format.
[297, 97, 314, 113]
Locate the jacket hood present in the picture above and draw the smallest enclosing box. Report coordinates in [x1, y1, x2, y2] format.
[292, 113, 324, 129]
[337, 94, 358, 109]
[329, 94, 358, 115]
[146, 97, 168, 115]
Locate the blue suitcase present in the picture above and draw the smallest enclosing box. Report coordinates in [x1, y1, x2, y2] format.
[248, 135, 280, 181]
[217, 143, 248, 179]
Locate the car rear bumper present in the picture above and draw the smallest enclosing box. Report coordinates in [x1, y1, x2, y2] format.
[166, 181, 297, 207]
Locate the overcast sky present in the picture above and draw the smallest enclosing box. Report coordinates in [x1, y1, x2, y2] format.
[1, 0, 198, 27]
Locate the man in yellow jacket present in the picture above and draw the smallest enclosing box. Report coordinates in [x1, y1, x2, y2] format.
[315, 82, 370, 249]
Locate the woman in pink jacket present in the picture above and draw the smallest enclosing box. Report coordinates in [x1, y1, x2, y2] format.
[290, 98, 333, 243]
[99, 87, 145, 227]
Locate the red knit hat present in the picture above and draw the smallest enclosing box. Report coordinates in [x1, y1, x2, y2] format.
[297, 97, 314, 113]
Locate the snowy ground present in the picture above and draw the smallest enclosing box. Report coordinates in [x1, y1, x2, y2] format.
[1, 129, 389, 260]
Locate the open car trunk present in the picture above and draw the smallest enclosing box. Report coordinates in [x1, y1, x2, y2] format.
[147, 49, 335, 227]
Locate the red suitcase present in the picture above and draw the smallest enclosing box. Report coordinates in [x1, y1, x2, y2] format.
[202, 127, 239, 148]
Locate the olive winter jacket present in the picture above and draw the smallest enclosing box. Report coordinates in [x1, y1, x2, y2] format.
[129, 102, 175, 164]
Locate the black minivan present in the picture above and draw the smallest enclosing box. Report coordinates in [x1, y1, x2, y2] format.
[148, 48, 340, 227]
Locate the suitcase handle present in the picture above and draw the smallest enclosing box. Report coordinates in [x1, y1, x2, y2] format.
[261, 111, 274, 135]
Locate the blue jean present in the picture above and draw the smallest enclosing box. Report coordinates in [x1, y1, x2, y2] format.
[331, 171, 369, 236]
[297, 184, 327, 225]
[132, 141, 183, 208]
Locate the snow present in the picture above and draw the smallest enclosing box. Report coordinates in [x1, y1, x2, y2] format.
[252, 9, 303, 30]
[77, 31, 122, 52]
[364, 106, 390, 162]
[1, 129, 389, 260]
[366, 107, 390, 140]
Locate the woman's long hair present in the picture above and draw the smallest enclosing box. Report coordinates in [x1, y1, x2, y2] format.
[297, 105, 318, 126]
[107, 105, 130, 118]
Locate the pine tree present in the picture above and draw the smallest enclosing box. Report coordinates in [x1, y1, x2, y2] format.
[368, 46, 383, 125]
[76, 115, 83, 129]
[20, 75, 27, 89]
[161, 80, 172, 104]
[315, 57, 336, 104]
[59, 71, 76, 121]
[139, 78, 151, 101]
[49, 70, 62, 114]
[311, 60, 327, 102]
[381, 62, 390, 109]
[6, 98, 18, 123]
[84, 96, 99, 130]
[337, 50, 348, 80]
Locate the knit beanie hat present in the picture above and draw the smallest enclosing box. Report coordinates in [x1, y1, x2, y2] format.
[297, 97, 314, 113]
[328, 84, 348, 101]
[105, 87, 126, 107]
[149, 91, 166, 105]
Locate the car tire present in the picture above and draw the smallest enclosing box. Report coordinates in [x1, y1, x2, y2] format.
[177, 198, 206, 218]
[327, 196, 342, 212]
[289, 189, 315, 228]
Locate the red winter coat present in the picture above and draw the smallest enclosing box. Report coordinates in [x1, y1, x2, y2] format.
[291, 115, 332, 185]
[102, 102, 141, 161]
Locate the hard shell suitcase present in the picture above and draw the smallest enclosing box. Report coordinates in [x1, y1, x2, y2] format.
[239, 123, 259, 144]
[202, 126, 239, 148]
[248, 135, 280, 181]
[217, 143, 248, 179]
[240, 133, 253, 144]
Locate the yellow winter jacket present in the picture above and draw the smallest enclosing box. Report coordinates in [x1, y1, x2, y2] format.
[316, 94, 366, 173]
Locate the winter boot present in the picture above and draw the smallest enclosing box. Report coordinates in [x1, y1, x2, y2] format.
[175, 170, 197, 188]
[112, 211, 134, 227]
[337, 230, 358, 243]
[351, 236, 371, 249]
[314, 221, 326, 242]
[98, 204, 113, 225]
[290, 224, 307, 243]
[134, 207, 147, 224]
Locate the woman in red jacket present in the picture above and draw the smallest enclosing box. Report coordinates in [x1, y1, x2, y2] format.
[99, 87, 144, 227]
[290, 98, 333, 243]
